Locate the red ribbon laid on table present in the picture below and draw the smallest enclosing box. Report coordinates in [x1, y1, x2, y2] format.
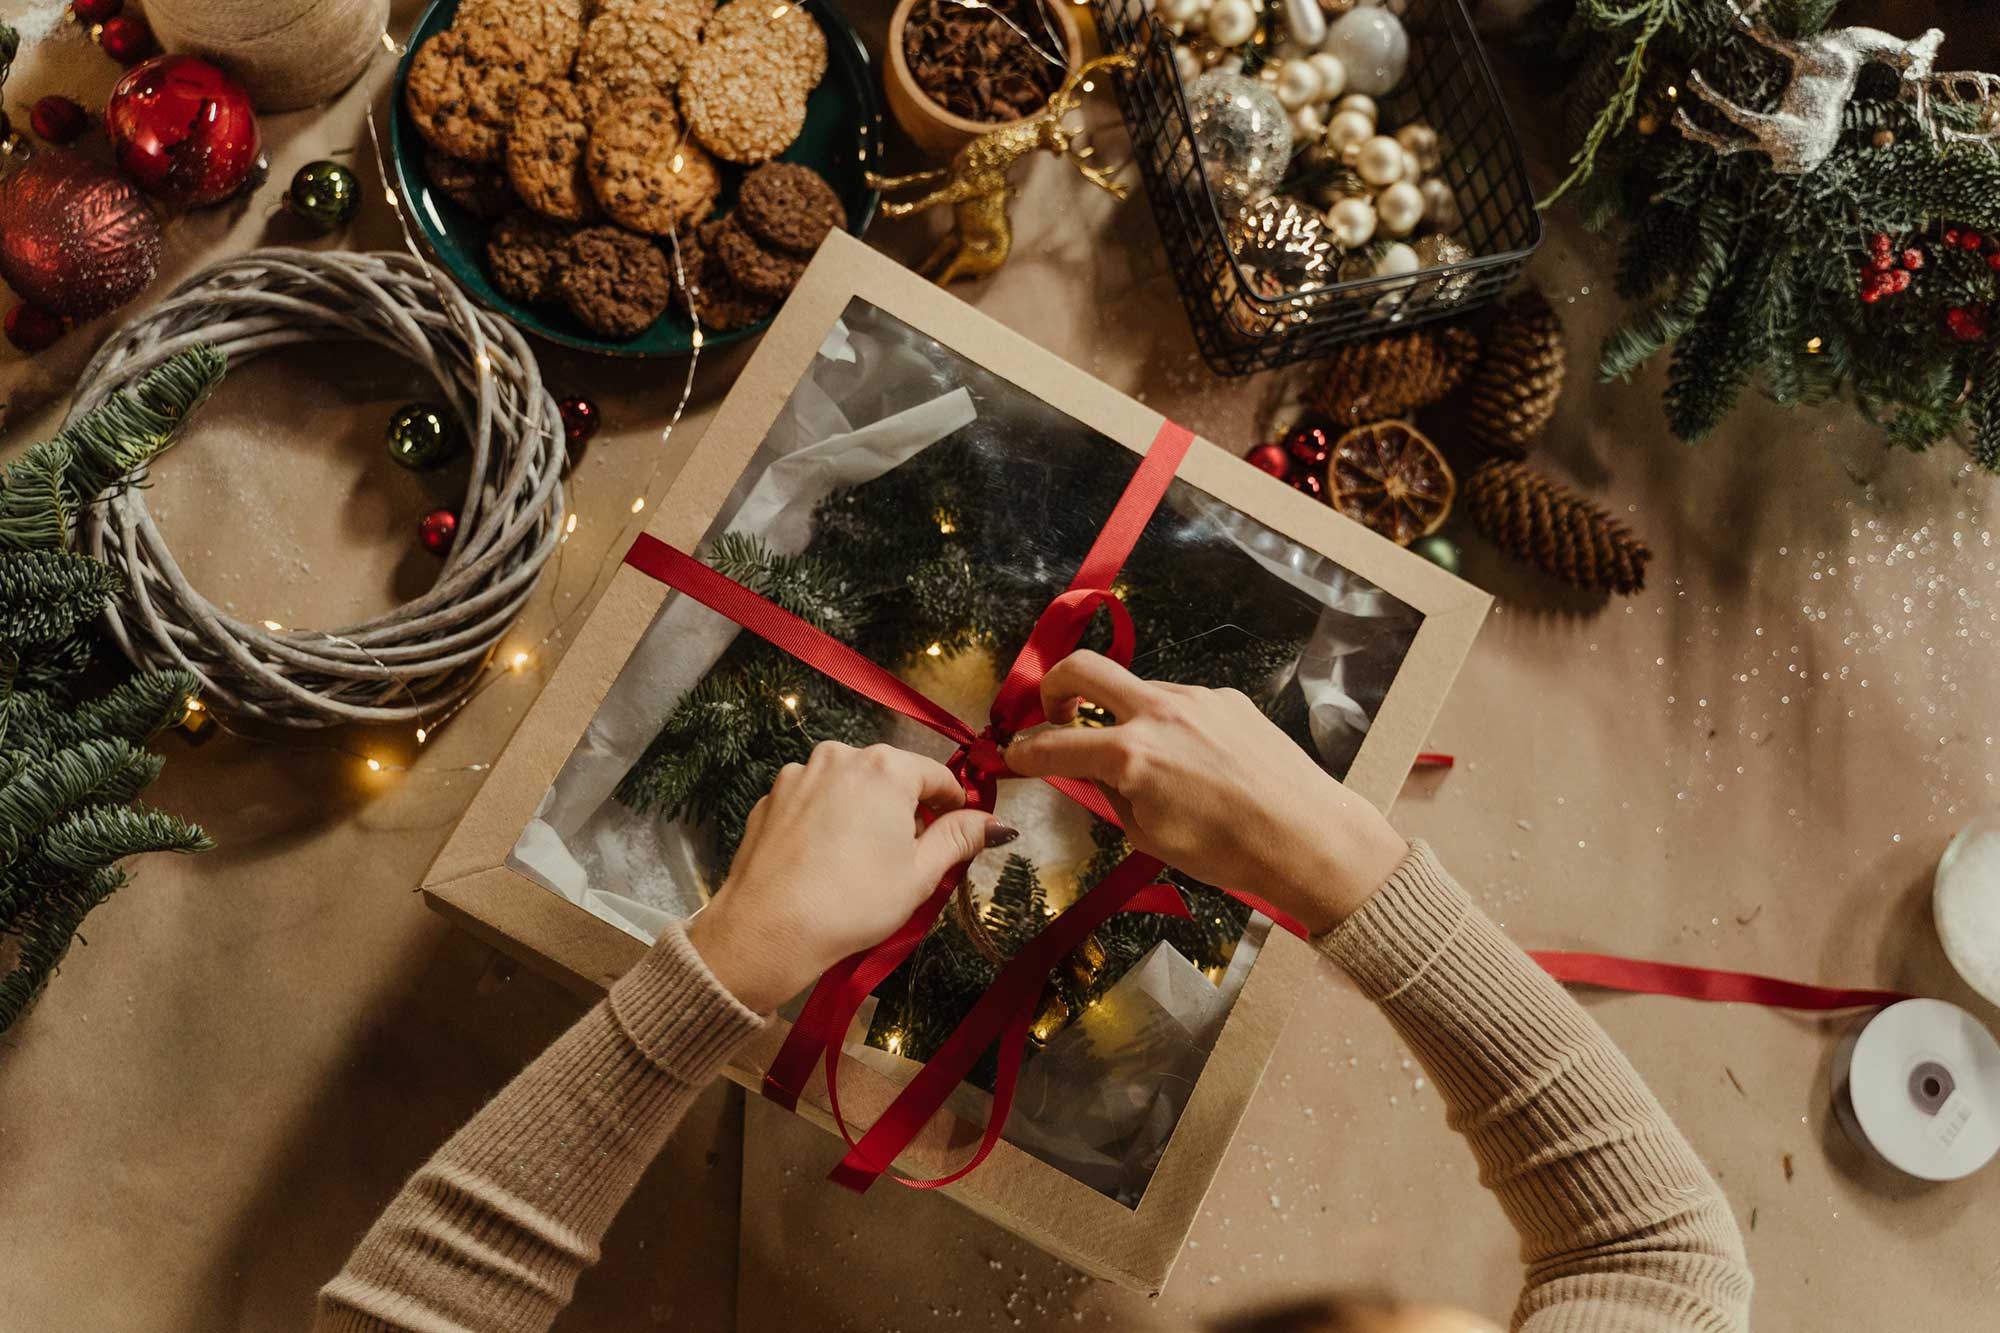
[623, 419, 1308, 1195]
[1529, 951, 1908, 1009]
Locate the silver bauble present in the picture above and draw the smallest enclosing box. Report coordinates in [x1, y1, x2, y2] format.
[1186, 71, 1293, 215]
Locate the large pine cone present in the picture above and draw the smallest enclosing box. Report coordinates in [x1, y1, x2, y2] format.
[1464, 291, 1566, 458]
[1307, 325, 1479, 427]
[1464, 459, 1651, 595]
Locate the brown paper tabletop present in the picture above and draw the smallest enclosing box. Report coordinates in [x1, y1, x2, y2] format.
[0, 2, 1994, 1328]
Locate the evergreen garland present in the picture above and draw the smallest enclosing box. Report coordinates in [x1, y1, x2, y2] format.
[619, 422, 1311, 1069]
[1539, 0, 2000, 465]
[0, 347, 223, 1031]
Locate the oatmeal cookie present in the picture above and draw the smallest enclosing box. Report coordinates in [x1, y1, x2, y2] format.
[678, 3, 826, 163]
[575, 0, 713, 99]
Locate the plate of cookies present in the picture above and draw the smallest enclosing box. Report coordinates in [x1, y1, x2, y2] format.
[393, 0, 884, 355]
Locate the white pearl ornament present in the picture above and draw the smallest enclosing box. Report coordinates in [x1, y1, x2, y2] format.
[1174, 44, 1204, 85]
[1290, 104, 1326, 142]
[1396, 122, 1440, 171]
[1419, 177, 1460, 229]
[1207, 0, 1257, 48]
[1307, 52, 1347, 102]
[1274, 58, 1323, 110]
[1326, 195, 1377, 248]
[1376, 180, 1424, 236]
[1336, 93, 1377, 125]
[1281, 0, 1327, 49]
[1326, 108, 1374, 152]
[1355, 134, 1405, 186]
[1321, 7, 1408, 96]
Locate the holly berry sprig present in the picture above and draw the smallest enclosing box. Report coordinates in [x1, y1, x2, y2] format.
[1857, 229, 1999, 345]
[1857, 231, 1922, 304]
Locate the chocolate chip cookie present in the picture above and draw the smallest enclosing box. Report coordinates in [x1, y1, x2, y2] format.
[425, 149, 518, 218]
[557, 225, 673, 338]
[735, 161, 844, 254]
[486, 211, 573, 304]
[672, 218, 778, 331]
[404, 24, 552, 165]
[507, 80, 606, 222]
[585, 96, 721, 235]
[713, 215, 807, 298]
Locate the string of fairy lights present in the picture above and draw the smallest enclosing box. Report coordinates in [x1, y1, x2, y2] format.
[173, 28, 708, 781]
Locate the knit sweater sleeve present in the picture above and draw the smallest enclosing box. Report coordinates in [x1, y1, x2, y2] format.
[1315, 842, 1753, 1333]
[313, 923, 764, 1333]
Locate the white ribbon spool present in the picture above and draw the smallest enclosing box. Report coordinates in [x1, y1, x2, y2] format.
[1832, 999, 2000, 1181]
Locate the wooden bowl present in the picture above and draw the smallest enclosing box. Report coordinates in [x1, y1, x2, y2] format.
[884, 0, 1082, 158]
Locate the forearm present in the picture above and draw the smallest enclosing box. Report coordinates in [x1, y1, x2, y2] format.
[315, 924, 762, 1333]
[1317, 844, 1752, 1333]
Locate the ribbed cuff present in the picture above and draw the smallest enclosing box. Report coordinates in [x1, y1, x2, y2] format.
[608, 921, 764, 1084]
[1313, 840, 1469, 1000]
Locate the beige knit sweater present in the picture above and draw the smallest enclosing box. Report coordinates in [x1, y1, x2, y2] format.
[315, 844, 1752, 1331]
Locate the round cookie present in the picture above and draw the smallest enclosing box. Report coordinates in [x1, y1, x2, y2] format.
[586, 96, 721, 235]
[557, 226, 673, 339]
[672, 218, 778, 331]
[403, 24, 552, 165]
[425, 149, 517, 218]
[486, 211, 572, 304]
[457, 0, 587, 75]
[507, 81, 606, 222]
[736, 161, 844, 254]
[575, 0, 713, 100]
[713, 215, 807, 299]
[678, 7, 823, 164]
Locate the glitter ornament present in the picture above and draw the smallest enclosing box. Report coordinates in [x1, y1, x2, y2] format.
[0, 150, 161, 318]
[1186, 71, 1291, 214]
[1412, 233, 1475, 305]
[106, 56, 261, 206]
[98, 13, 155, 64]
[1228, 197, 1335, 297]
[29, 96, 89, 145]
[73, 0, 124, 23]
[418, 508, 459, 556]
[387, 402, 461, 469]
[284, 159, 360, 229]
[1321, 7, 1408, 97]
[1246, 442, 1292, 479]
[5, 303, 64, 353]
[559, 395, 600, 446]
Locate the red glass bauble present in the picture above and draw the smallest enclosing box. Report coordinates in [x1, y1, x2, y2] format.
[1289, 471, 1326, 502]
[98, 13, 155, 64]
[0, 151, 161, 318]
[73, 0, 125, 23]
[5, 303, 65, 353]
[418, 508, 459, 556]
[105, 55, 260, 206]
[558, 395, 600, 446]
[29, 96, 90, 145]
[1245, 442, 1291, 479]
[1283, 422, 1335, 468]
[1944, 305, 1990, 343]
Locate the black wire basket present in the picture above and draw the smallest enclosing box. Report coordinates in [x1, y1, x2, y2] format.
[1092, 0, 1542, 375]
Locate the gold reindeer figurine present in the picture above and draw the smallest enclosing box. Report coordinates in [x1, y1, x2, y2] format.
[868, 52, 1135, 285]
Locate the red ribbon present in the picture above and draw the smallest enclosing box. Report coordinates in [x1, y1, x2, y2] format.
[620, 417, 1908, 1196]
[624, 420, 1312, 1194]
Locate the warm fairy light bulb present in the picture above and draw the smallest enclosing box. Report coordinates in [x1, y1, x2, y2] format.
[415, 726, 428, 744]
[691, 328, 704, 349]
[925, 642, 943, 656]
[564, 513, 578, 534]
[781, 693, 799, 711]
[1806, 336, 1824, 353]
[671, 153, 685, 172]
[631, 497, 646, 513]
[884, 1030, 903, 1055]
[366, 757, 383, 772]
[184, 697, 203, 714]
[383, 187, 398, 209]
[511, 651, 530, 670]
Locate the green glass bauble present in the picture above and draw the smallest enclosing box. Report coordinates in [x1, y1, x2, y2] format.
[1409, 533, 1461, 576]
[386, 402, 459, 470]
[286, 159, 361, 230]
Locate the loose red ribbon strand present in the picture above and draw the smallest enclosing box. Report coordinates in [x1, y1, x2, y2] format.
[620, 417, 1906, 1196]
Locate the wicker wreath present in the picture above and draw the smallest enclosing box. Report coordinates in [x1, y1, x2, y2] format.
[74, 248, 567, 728]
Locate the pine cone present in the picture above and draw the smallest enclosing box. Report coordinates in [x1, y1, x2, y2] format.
[1464, 291, 1567, 458]
[1464, 459, 1651, 595]
[1306, 325, 1479, 426]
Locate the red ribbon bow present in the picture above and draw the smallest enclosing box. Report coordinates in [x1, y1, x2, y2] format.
[623, 421, 1307, 1193]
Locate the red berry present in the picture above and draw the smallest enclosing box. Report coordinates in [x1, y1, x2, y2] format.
[1889, 268, 1912, 292]
[1860, 287, 1882, 304]
[1903, 248, 1925, 270]
[1988, 253, 2000, 272]
[5, 303, 64, 352]
[72, 0, 124, 22]
[1246, 442, 1291, 480]
[1945, 305, 1990, 342]
[1945, 228, 1962, 246]
[98, 13, 153, 63]
[28, 95, 89, 145]
[1870, 253, 1895, 273]
[1870, 232, 1893, 255]
[1963, 231, 1985, 251]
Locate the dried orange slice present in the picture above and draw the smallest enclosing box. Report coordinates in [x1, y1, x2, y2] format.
[1327, 421, 1456, 545]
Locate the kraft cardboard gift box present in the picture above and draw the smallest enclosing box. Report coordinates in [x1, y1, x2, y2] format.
[421, 231, 1489, 1293]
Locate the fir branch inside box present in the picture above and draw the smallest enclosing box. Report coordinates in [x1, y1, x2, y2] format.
[422, 232, 1488, 1291]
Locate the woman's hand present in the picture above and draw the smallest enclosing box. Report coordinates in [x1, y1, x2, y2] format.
[685, 742, 1016, 1013]
[1004, 651, 1407, 934]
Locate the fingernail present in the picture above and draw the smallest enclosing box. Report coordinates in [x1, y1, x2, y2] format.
[984, 819, 1020, 848]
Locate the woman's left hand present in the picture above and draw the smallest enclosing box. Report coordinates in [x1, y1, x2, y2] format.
[685, 741, 1016, 1013]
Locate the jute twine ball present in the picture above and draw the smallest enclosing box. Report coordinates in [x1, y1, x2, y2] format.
[75, 248, 567, 728]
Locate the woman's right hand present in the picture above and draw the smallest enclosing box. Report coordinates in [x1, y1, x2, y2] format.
[1003, 651, 1408, 933]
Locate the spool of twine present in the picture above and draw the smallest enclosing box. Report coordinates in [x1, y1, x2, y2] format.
[146, 0, 389, 112]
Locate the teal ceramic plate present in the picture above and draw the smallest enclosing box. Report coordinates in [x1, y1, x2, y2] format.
[390, 0, 885, 356]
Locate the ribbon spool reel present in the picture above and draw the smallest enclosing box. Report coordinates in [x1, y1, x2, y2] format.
[1832, 998, 2000, 1182]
